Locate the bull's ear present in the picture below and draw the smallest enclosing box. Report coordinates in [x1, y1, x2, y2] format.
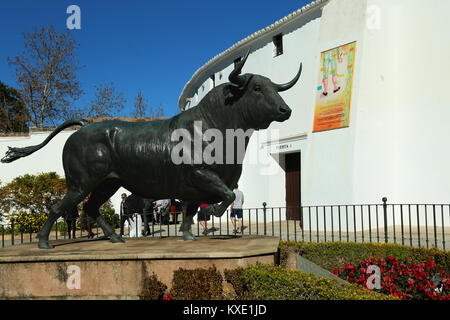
[223, 85, 234, 98]
[223, 85, 241, 105]
[223, 84, 244, 103]
[223, 75, 253, 98]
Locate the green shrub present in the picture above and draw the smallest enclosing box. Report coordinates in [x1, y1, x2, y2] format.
[139, 273, 168, 300]
[52, 221, 67, 234]
[12, 211, 47, 233]
[225, 263, 395, 300]
[224, 268, 254, 300]
[171, 266, 223, 300]
[0, 172, 66, 218]
[279, 241, 450, 272]
[100, 206, 119, 228]
[53, 220, 76, 236]
[1, 225, 21, 235]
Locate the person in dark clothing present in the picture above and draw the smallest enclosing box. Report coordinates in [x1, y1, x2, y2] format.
[142, 198, 155, 236]
[198, 203, 211, 235]
[160, 199, 171, 225]
[119, 193, 128, 236]
[179, 200, 189, 232]
[80, 196, 96, 239]
[64, 206, 79, 239]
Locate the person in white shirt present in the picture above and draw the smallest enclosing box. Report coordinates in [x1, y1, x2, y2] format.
[154, 200, 163, 224]
[230, 184, 244, 233]
[160, 199, 171, 224]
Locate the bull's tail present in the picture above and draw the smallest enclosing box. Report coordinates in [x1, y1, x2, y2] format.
[1, 118, 90, 163]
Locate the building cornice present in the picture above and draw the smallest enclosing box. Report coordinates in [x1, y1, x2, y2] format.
[178, 0, 329, 110]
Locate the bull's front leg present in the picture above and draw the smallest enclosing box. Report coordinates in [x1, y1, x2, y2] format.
[192, 169, 235, 218]
[180, 202, 200, 240]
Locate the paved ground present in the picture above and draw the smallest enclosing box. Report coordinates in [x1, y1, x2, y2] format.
[1, 220, 448, 250]
[0, 235, 280, 262]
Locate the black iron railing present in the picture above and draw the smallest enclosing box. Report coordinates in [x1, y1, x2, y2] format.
[0, 218, 104, 248]
[1, 198, 448, 250]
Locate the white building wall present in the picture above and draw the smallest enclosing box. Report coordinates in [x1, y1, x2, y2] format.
[306, 0, 367, 206]
[0, 131, 71, 182]
[349, 0, 450, 230]
[355, 0, 450, 204]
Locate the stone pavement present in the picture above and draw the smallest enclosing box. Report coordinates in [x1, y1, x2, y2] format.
[0, 235, 280, 262]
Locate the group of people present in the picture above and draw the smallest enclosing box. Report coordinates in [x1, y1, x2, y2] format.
[119, 195, 177, 238]
[63, 185, 245, 239]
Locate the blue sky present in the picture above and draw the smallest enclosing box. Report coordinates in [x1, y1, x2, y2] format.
[0, 0, 311, 118]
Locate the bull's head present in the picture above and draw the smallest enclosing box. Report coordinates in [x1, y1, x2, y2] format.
[226, 48, 301, 130]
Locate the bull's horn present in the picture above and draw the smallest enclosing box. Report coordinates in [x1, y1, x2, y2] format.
[228, 48, 251, 87]
[274, 63, 302, 92]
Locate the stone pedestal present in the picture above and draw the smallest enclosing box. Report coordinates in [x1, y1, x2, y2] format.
[0, 236, 279, 299]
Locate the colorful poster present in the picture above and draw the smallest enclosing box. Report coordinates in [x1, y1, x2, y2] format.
[313, 42, 357, 132]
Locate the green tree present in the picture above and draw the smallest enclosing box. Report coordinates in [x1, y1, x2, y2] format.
[0, 172, 67, 219]
[0, 81, 29, 133]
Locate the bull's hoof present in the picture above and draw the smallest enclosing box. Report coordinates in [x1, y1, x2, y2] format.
[110, 234, 125, 243]
[38, 240, 54, 249]
[183, 231, 197, 241]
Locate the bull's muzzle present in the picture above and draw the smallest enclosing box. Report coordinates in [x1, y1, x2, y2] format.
[277, 105, 292, 120]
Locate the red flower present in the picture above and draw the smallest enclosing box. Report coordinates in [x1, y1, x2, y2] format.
[163, 294, 172, 300]
[334, 255, 449, 300]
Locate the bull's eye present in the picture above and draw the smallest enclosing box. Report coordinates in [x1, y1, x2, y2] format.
[254, 85, 261, 92]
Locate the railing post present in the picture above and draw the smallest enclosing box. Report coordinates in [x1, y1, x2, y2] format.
[262, 202, 267, 236]
[11, 218, 15, 246]
[382, 197, 388, 243]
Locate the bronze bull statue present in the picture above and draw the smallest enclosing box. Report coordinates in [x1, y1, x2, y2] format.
[2, 48, 302, 249]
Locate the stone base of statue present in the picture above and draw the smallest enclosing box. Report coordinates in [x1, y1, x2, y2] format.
[0, 236, 279, 299]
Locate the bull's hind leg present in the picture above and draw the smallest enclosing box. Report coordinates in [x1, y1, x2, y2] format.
[37, 189, 87, 249]
[180, 202, 199, 240]
[85, 179, 124, 244]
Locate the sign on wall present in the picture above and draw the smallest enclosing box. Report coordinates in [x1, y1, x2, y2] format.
[313, 41, 357, 132]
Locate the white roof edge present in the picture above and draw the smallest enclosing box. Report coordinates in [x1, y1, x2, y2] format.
[177, 0, 329, 110]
